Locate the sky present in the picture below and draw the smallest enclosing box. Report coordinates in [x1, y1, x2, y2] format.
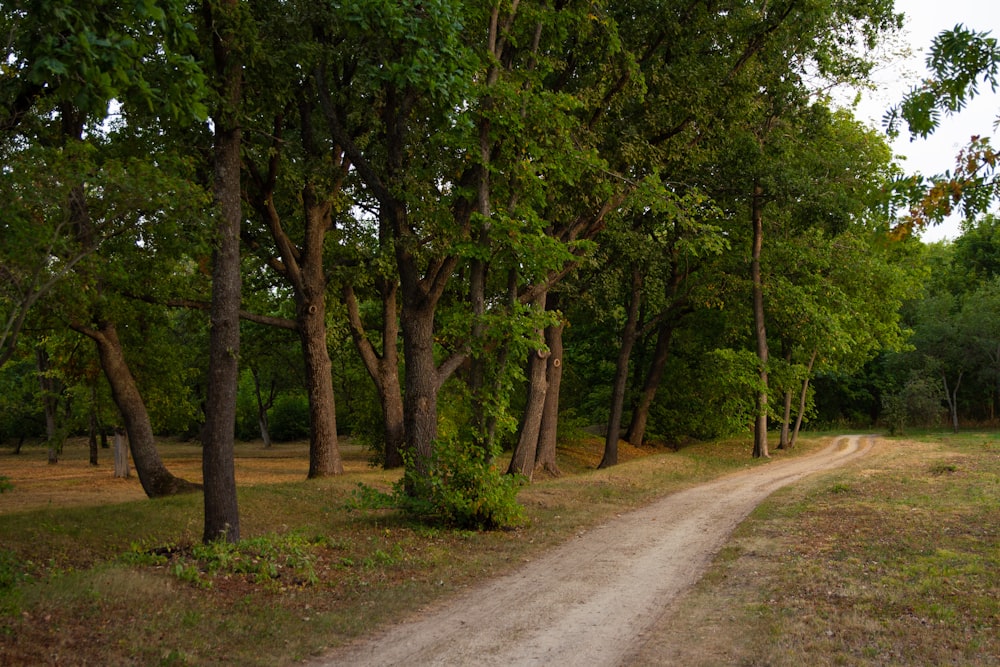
[849, 0, 1000, 242]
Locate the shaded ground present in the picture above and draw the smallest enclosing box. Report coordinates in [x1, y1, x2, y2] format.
[311, 435, 876, 667]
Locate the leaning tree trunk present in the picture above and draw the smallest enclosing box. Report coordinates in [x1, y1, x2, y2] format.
[626, 321, 674, 447]
[600, 268, 642, 469]
[789, 350, 817, 449]
[751, 183, 769, 459]
[202, 0, 243, 543]
[78, 322, 197, 497]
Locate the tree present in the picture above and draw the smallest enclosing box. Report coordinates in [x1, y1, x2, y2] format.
[200, 0, 244, 543]
[887, 25, 1000, 232]
[0, 0, 208, 367]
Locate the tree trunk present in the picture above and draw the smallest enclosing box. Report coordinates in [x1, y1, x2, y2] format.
[88, 405, 99, 466]
[789, 350, 816, 449]
[777, 347, 794, 449]
[36, 346, 61, 464]
[508, 342, 549, 478]
[113, 428, 130, 479]
[201, 0, 243, 543]
[298, 293, 344, 477]
[943, 372, 962, 433]
[250, 368, 274, 448]
[400, 299, 443, 476]
[626, 321, 674, 446]
[534, 300, 564, 477]
[344, 282, 405, 469]
[78, 322, 196, 497]
[600, 268, 642, 469]
[751, 182, 769, 459]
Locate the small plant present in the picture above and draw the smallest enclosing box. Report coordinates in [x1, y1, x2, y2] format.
[124, 534, 323, 589]
[0, 476, 12, 493]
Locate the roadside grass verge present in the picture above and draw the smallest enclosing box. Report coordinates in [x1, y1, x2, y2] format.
[0, 433, 797, 666]
[634, 431, 1000, 666]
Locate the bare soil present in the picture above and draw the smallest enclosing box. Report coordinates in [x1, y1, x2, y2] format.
[310, 435, 876, 667]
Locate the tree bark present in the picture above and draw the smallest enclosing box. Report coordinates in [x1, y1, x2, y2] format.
[600, 268, 643, 469]
[534, 298, 564, 477]
[508, 323, 549, 478]
[201, 0, 242, 543]
[113, 428, 130, 479]
[75, 322, 196, 496]
[751, 182, 769, 459]
[401, 298, 443, 475]
[298, 291, 344, 477]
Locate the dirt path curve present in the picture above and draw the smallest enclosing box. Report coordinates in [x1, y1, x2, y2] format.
[313, 435, 875, 667]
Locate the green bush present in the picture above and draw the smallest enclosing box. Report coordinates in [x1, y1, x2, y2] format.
[268, 393, 311, 442]
[397, 436, 526, 530]
[351, 435, 525, 530]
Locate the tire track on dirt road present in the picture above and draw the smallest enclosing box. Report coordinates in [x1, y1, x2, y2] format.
[312, 435, 875, 667]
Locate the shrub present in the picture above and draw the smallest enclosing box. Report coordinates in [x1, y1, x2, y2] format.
[353, 436, 525, 531]
[268, 393, 311, 442]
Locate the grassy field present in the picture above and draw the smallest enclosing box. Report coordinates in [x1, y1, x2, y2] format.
[1, 431, 997, 666]
[632, 431, 1000, 666]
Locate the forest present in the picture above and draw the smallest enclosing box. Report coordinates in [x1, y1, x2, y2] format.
[2, 0, 999, 539]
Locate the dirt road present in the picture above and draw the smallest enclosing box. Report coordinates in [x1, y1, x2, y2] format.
[313, 435, 875, 666]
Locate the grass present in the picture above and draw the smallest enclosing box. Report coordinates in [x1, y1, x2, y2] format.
[2, 430, 998, 666]
[0, 433, 779, 666]
[631, 430, 1000, 666]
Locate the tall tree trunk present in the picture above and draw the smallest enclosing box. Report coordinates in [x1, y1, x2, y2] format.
[626, 322, 674, 446]
[201, 0, 243, 543]
[789, 350, 817, 449]
[751, 182, 769, 459]
[600, 268, 643, 469]
[534, 294, 564, 477]
[400, 299, 443, 476]
[75, 322, 197, 497]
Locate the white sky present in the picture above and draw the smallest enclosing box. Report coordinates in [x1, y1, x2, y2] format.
[850, 0, 1000, 242]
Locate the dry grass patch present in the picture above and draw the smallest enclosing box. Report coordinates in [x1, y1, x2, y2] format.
[635, 433, 1000, 666]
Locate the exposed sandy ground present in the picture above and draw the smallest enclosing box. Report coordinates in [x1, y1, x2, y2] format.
[311, 435, 876, 667]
